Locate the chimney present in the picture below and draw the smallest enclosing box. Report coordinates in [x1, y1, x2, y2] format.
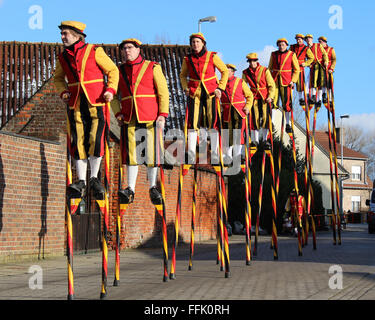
[336, 127, 344, 146]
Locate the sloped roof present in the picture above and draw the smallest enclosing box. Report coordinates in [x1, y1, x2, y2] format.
[314, 131, 368, 160]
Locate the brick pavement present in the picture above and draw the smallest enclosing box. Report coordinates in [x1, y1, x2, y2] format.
[0, 224, 374, 301]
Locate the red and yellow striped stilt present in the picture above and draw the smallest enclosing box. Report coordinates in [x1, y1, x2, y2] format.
[156, 126, 169, 282]
[65, 108, 76, 300]
[289, 108, 303, 256]
[253, 150, 266, 257]
[242, 116, 252, 265]
[188, 163, 197, 271]
[325, 71, 342, 245]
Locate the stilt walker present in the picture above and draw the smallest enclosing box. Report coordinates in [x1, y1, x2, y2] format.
[179, 32, 230, 277]
[54, 21, 119, 299]
[114, 38, 170, 281]
[221, 63, 253, 263]
[320, 35, 341, 244]
[268, 39, 302, 255]
[243, 53, 276, 257]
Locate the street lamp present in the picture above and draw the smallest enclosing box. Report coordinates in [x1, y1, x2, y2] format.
[340, 114, 349, 166]
[198, 16, 217, 33]
[339, 114, 349, 220]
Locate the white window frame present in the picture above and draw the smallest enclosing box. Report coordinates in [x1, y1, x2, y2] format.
[351, 165, 361, 181]
[351, 195, 361, 212]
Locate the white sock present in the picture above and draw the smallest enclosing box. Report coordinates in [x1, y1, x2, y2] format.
[147, 166, 158, 188]
[311, 88, 316, 96]
[127, 165, 139, 191]
[89, 156, 102, 179]
[188, 130, 198, 155]
[262, 129, 269, 141]
[254, 130, 259, 143]
[286, 112, 290, 125]
[318, 90, 323, 102]
[233, 145, 242, 158]
[210, 131, 219, 157]
[298, 91, 303, 100]
[225, 146, 233, 160]
[76, 159, 88, 183]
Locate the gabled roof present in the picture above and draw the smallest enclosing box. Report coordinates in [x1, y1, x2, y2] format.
[314, 131, 368, 160]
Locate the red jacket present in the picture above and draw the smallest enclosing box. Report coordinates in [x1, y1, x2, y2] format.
[58, 41, 107, 108]
[184, 50, 218, 96]
[243, 64, 269, 100]
[118, 55, 161, 123]
[221, 76, 246, 121]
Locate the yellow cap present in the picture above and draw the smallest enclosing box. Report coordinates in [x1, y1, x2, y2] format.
[226, 64, 237, 71]
[246, 53, 258, 60]
[318, 36, 327, 42]
[119, 38, 143, 48]
[295, 33, 305, 39]
[305, 34, 313, 39]
[276, 38, 288, 45]
[58, 21, 87, 37]
[189, 32, 206, 43]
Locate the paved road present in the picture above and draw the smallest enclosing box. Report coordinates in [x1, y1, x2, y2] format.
[0, 224, 374, 302]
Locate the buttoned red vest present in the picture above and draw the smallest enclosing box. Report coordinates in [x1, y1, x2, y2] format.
[221, 76, 246, 122]
[243, 64, 269, 100]
[58, 42, 106, 108]
[270, 50, 294, 86]
[185, 50, 218, 96]
[118, 57, 159, 123]
[290, 44, 308, 66]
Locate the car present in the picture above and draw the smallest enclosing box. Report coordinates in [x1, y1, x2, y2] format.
[365, 180, 375, 234]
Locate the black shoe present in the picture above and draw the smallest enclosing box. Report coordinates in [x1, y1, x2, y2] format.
[250, 141, 258, 148]
[68, 180, 86, 197]
[299, 98, 305, 106]
[118, 187, 134, 204]
[264, 141, 272, 150]
[308, 96, 316, 105]
[315, 100, 322, 112]
[285, 124, 292, 133]
[149, 186, 163, 205]
[322, 93, 328, 104]
[90, 177, 105, 199]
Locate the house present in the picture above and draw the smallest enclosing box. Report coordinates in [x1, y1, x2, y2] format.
[314, 130, 372, 219]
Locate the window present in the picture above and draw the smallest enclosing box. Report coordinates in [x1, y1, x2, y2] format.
[351, 196, 361, 212]
[351, 166, 361, 181]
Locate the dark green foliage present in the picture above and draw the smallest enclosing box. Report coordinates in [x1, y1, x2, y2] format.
[227, 133, 325, 234]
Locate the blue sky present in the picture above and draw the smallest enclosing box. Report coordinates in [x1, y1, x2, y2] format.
[1, 0, 374, 130]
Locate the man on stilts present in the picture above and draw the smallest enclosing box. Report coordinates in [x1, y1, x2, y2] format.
[221, 63, 253, 175]
[305, 34, 329, 107]
[243, 53, 276, 149]
[290, 34, 314, 107]
[268, 38, 300, 133]
[54, 21, 119, 199]
[318, 36, 336, 105]
[114, 38, 170, 205]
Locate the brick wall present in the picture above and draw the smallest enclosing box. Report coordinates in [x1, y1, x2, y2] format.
[0, 131, 66, 263]
[0, 77, 219, 261]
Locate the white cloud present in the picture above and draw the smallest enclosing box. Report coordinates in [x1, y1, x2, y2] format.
[344, 113, 375, 134]
[231, 44, 278, 76]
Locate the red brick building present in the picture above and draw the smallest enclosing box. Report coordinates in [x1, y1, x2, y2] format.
[0, 42, 219, 262]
